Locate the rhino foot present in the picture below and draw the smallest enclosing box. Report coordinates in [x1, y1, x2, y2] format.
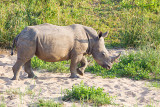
[77, 68, 84, 76]
[28, 75, 38, 79]
[11, 77, 19, 80]
[69, 74, 79, 78]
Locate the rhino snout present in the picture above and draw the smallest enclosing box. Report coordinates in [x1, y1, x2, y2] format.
[102, 63, 112, 70]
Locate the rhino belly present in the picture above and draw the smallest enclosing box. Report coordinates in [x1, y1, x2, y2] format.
[36, 50, 71, 62]
[35, 35, 73, 62]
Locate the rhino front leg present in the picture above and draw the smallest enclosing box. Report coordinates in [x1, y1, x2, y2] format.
[77, 56, 87, 76]
[24, 59, 37, 79]
[70, 54, 83, 78]
[11, 60, 25, 80]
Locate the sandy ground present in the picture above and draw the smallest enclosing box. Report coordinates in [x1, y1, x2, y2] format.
[0, 49, 160, 107]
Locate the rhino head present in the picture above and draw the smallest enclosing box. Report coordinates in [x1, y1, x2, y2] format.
[91, 31, 121, 69]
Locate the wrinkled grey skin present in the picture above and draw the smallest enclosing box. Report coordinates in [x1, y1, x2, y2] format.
[11, 23, 120, 80]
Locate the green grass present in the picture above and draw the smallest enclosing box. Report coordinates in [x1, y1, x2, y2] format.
[31, 56, 69, 73]
[6, 88, 23, 95]
[0, 0, 159, 48]
[37, 99, 63, 107]
[5, 87, 35, 96]
[62, 81, 114, 106]
[150, 81, 160, 88]
[0, 103, 6, 107]
[86, 48, 160, 80]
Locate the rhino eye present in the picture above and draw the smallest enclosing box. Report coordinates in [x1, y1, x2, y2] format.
[102, 52, 106, 56]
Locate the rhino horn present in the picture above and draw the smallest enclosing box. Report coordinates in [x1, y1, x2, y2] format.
[111, 53, 121, 63]
[102, 31, 109, 38]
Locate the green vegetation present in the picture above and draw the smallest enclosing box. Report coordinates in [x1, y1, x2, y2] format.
[31, 56, 69, 73]
[5, 87, 35, 96]
[0, 0, 159, 48]
[37, 99, 63, 107]
[62, 81, 114, 106]
[6, 88, 23, 95]
[86, 47, 160, 80]
[150, 81, 160, 88]
[0, 103, 6, 107]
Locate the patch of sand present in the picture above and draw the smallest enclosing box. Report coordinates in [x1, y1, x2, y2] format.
[0, 50, 160, 107]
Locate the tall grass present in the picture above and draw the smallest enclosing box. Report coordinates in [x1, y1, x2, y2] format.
[0, 0, 159, 48]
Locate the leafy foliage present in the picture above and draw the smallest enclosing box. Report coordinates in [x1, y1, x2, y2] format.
[37, 99, 63, 107]
[62, 81, 113, 106]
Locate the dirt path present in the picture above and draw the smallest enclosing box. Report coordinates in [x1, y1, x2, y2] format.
[0, 50, 160, 107]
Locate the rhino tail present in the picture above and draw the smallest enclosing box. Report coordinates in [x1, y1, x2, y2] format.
[11, 34, 20, 55]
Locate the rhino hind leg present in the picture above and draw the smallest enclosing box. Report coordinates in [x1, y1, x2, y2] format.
[77, 56, 87, 76]
[69, 54, 83, 78]
[24, 59, 37, 79]
[11, 60, 25, 80]
[11, 41, 36, 80]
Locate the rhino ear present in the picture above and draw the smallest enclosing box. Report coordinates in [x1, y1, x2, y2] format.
[102, 31, 109, 38]
[98, 31, 103, 39]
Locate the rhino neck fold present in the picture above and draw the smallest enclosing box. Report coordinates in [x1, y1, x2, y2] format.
[86, 33, 92, 55]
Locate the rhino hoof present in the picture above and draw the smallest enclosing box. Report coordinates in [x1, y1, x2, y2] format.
[11, 78, 17, 80]
[77, 68, 84, 76]
[28, 75, 38, 79]
[11, 78, 20, 80]
[69, 74, 79, 78]
[11, 77, 18, 80]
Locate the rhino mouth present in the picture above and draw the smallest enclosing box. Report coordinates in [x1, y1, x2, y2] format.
[102, 64, 111, 70]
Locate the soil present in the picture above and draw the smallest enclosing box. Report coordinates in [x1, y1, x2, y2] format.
[0, 49, 160, 107]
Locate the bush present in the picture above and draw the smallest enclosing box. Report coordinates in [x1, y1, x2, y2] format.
[119, 9, 160, 48]
[62, 81, 113, 106]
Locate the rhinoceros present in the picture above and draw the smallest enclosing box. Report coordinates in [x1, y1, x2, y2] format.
[11, 23, 120, 80]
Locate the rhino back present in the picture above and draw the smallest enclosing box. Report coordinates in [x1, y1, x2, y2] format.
[33, 24, 75, 62]
[17, 23, 90, 62]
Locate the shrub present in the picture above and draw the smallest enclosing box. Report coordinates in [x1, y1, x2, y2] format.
[62, 81, 114, 106]
[119, 9, 160, 48]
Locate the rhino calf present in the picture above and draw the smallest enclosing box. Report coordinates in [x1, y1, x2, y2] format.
[11, 23, 120, 80]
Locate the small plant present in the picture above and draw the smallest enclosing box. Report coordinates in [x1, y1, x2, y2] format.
[62, 81, 114, 106]
[150, 81, 160, 88]
[0, 103, 6, 107]
[37, 99, 63, 107]
[25, 88, 34, 96]
[6, 88, 22, 95]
